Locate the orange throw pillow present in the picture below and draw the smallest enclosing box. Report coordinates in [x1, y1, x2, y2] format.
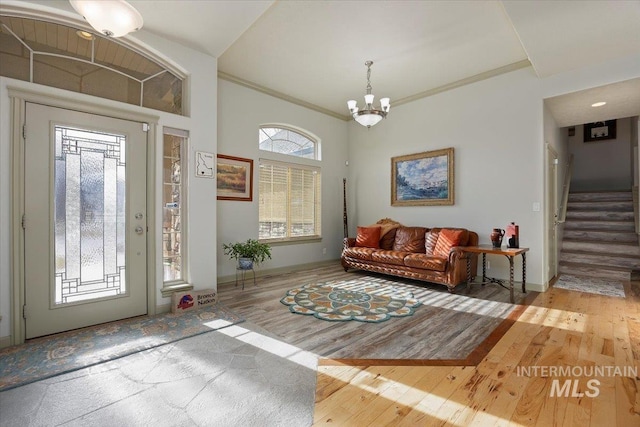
[355, 226, 381, 248]
[433, 228, 465, 257]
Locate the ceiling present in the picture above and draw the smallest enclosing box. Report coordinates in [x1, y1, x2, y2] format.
[9, 0, 640, 125]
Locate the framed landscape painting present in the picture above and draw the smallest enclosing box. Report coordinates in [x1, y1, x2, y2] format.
[216, 154, 253, 201]
[391, 147, 454, 206]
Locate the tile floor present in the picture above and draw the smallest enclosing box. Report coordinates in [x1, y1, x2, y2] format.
[0, 322, 318, 427]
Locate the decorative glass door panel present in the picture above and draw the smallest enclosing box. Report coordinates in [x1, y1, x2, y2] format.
[24, 102, 148, 339]
[54, 126, 127, 305]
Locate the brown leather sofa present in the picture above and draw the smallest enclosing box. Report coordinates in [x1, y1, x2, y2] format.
[341, 226, 479, 292]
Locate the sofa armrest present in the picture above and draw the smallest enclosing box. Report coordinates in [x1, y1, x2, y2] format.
[447, 246, 478, 265]
[344, 237, 356, 249]
[447, 247, 479, 282]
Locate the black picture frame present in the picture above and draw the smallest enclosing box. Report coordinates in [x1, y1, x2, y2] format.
[583, 120, 616, 142]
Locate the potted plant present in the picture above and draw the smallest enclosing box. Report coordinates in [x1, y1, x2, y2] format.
[223, 239, 272, 270]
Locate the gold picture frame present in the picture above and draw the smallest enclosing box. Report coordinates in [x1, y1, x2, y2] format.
[216, 154, 253, 201]
[391, 147, 454, 206]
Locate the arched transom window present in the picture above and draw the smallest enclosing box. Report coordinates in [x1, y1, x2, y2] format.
[0, 15, 184, 115]
[259, 126, 319, 160]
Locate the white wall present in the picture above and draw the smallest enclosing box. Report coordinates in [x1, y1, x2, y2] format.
[0, 29, 217, 342]
[347, 67, 545, 289]
[216, 79, 349, 279]
[568, 117, 633, 191]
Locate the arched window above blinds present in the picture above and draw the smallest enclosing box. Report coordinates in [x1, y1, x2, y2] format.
[258, 125, 321, 242]
[259, 125, 319, 160]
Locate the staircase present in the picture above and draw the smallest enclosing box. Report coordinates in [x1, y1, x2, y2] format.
[559, 190, 640, 281]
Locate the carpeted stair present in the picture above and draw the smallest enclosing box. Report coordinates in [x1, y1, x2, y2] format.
[560, 190, 640, 281]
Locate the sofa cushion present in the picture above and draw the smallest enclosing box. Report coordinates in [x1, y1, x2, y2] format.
[356, 226, 381, 248]
[343, 246, 376, 261]
[392, 227, 428, 253]
[434, 228, 468, 257]
[371, 250, 409, 266]
[404, 254, 448, 272]
[379, 228, 397, 250]
[367, 218, 402, 250]
[425, 230, 439, 255]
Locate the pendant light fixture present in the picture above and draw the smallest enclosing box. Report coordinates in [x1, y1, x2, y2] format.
[69, 0, 144, 38]
[347, 60, 390, 128]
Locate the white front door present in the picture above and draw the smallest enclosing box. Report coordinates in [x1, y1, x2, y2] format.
[24, 102, 148, 339]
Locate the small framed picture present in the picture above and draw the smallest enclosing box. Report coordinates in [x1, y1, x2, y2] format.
[216, 154, 253, 201]
[194, 151, 215, 178]
[584, 120, 616, 142]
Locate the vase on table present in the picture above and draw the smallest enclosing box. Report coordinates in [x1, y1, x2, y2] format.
[507, 222, 520, 248]
[490, 228, 505, 248]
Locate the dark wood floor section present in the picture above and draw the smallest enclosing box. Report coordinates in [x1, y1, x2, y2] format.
[217, 262, 534, 365]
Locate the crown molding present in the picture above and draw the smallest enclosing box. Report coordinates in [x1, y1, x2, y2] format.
[392, 59, 532, 108]
[220, 60, 532, 123]
[218, 71, 349, 121]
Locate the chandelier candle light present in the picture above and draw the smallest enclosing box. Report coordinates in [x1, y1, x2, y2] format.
[70, 0, 144, 37]
[347, 61, 390, 128]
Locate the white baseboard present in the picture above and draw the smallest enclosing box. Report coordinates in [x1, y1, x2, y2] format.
[527, 282, 547, 293]
[156, 303, 171, 314]
[217, 259, 341, 286]
[0, 335, 12, 349]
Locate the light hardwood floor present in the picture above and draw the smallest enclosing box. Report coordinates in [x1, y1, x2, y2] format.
[218, 262, 640, 426]
[313, 274, 640, 426]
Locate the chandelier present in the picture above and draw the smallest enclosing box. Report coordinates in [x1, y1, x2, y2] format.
[347, 61, 390, 128]
[70, 0, 144, 38]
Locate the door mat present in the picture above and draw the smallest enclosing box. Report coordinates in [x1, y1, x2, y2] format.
[0, 304, 244, 392]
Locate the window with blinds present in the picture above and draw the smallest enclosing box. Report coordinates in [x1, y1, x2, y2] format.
[259, 160, 321, 241]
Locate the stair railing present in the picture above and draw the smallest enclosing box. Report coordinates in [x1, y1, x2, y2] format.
[634, 185, 639, 234]
[556, 154, 574, 224]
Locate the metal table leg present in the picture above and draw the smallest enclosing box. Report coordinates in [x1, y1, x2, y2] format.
[466, 256, 472, 294]
[522, 252, 527, 293]
[507, 255, 514, 304]
[482, 253, 487, 284]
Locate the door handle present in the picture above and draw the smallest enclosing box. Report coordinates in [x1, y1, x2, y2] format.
[135, 226, 144, 235]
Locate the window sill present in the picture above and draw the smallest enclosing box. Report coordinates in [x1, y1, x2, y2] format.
[259, 236, 322, 246]
[161, 282, 194, 298]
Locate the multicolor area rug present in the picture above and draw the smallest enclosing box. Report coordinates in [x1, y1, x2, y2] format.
[554, 274, 625, 298]
[0, 304, 243, 392]
[281, 280, 421, 322]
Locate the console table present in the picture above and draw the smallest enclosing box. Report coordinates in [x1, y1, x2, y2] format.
[462, 245, 529, 303]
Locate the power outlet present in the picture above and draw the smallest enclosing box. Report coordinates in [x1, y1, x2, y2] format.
[486, 261, 491, 270]
[322, 248, 327, 255]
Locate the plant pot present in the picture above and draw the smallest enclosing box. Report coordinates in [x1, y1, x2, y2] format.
[238, 257, 254, 270]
